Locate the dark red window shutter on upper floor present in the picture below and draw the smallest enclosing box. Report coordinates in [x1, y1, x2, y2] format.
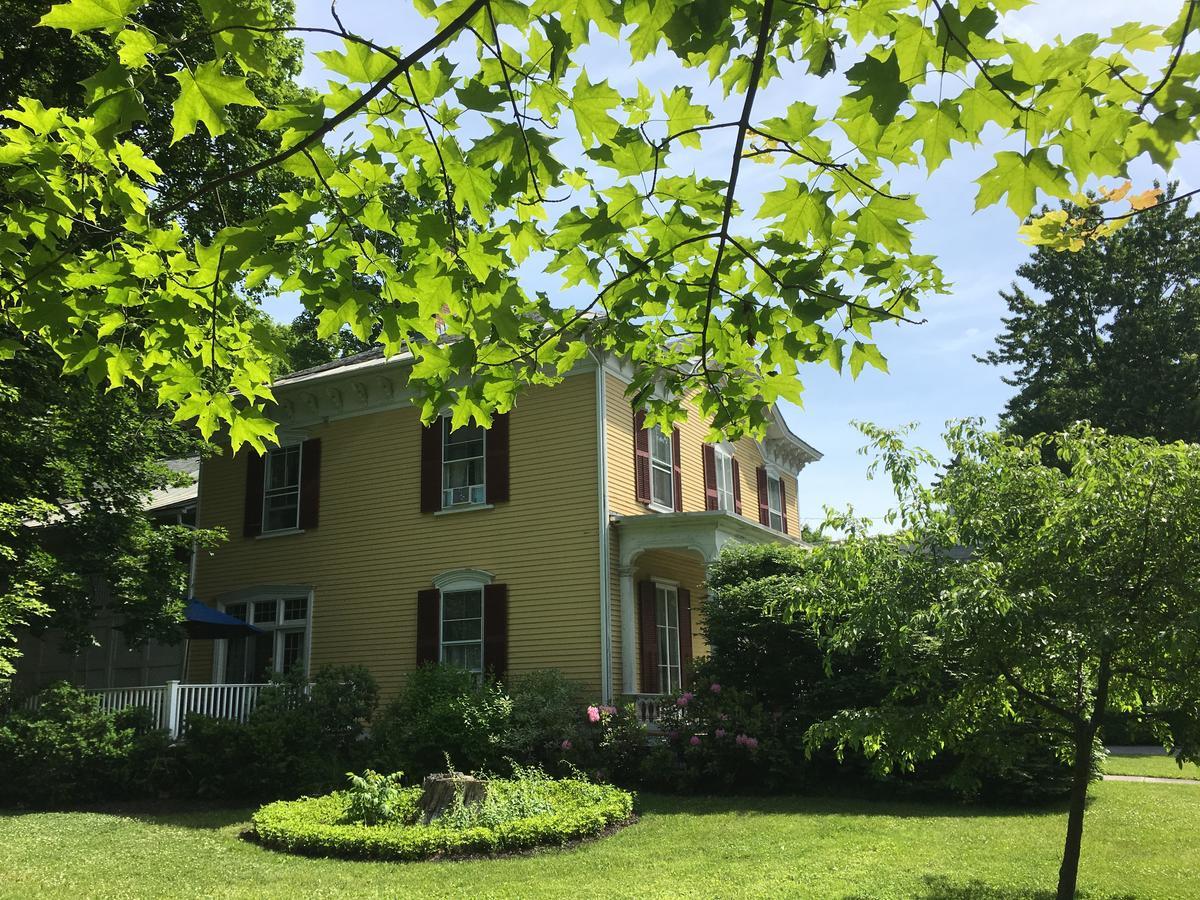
[416, 588, 440, 666]
[678, 588, 694, 681]
[702, 444, 718, 510]
[671, 426, 683, 511]
[756, 466, 770, 526]
[485, 412, 510, 505]
[731, 457, 743, 514]
[637, 580, 660, 693]
[483, 583, 508, 682]
[779, 476, 789, 534]
[420, 421, 442, 514]
[243, 452, 265, 538]
[633, 409, 651, 504]
[298, 438, 321, 530]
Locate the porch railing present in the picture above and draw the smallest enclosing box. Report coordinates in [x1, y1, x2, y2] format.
[84, 681, 267, 739]
[631, 693, 667, 731]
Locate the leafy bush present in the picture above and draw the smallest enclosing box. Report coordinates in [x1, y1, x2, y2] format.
[344, 770, 410, 825]
[372, 664, 512, 777]
[0, 681, 171, 805]
[253, 771, 634, 861]
[176, 665, 378, 802]
[692, 543, 1077, 801]
[505, 669, 585, 766]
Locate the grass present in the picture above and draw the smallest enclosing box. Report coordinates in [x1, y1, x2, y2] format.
[1, 783, 1197, 899]
[1103, 753, 1200, 781]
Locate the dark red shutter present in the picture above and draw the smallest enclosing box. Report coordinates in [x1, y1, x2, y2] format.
[633, 409, 651, 504]
[731, 457, 743, 514]
[702, 445, 718, 510]
[677, 588, 693, 682]
[637, 580, 660, 693]
[485, 412, 510, 504]
[779, 476, 789, 534]
[671, 426, 683, 511]
[756, 466, 770, 526]
[416, 588, 440, 666]
[420, 420, 442, 514]
[298, 438, 321, 530]
[243, 452, 265, 538]
[483, 583, 508, 682]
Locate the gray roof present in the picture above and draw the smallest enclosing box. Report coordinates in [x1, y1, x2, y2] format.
[143, 457, 199, 514]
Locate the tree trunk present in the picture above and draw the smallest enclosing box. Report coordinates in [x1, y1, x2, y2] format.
[418, 773, 487, 824]
[1056, 725, 1095, 900]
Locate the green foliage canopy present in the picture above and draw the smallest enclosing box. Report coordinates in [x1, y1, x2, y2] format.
[794, 421, 1200, 898]
[982, 185, 1200, 442]
[3, 0, 1198, 449]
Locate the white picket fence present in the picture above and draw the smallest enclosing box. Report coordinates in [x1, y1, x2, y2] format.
[89, 681, 267, 739]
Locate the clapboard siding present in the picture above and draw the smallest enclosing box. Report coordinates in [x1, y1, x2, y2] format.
[603, 372, 801, 529]
[191, 374, 603, 697]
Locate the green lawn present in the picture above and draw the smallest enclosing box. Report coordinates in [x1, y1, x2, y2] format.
[1, 783, 1196, 899]
[1104, 754, 1200, 781]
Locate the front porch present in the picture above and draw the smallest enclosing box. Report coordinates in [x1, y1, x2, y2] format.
[613, 510, 800, 717]
[52, 681, 270, 739]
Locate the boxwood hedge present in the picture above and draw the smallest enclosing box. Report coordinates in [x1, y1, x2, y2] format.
[251, 778, 635, 861]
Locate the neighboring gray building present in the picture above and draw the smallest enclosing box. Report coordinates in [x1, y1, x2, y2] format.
[12, 459, 198, 692]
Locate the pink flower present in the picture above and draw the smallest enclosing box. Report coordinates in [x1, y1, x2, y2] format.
[667, 730, 679, 741]
[715, 728, 726, 739]
[602, 705, 617, 716]
[676, 691, 694, 707]
[689, 735, 701, 746]
[710, 683, 722, 694]
[734, 734, 759, 750]
[587, 705, 601, 723]
[560, 739, 572, 751]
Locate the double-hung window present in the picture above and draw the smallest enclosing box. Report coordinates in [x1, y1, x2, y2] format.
[767, 475, 785, 531]
[649, 424, 674, 510]
[440, 588, 483, 674]
[714, 447, 735, 513]
[655, 583, 683, 693]
[442, 418, 486, 507]
[221, 595, 309, 682]
[262, 445, 301, 532]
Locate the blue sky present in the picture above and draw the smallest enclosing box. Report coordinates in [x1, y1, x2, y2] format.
[271, 1, 1199, 526]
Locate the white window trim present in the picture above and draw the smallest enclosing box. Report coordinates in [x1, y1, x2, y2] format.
[713, 443, 736, 513]
[654, 580, 683, 695]
[441, 416, 487, 509]
[211, 587, 314, 684]
[261, 443, 303, 535]
[766, 471, 785, 532]
[648, 423, 674, 511]
[433, 569, 493, 676]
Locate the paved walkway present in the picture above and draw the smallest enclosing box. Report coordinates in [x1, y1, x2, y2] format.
[1103, 774, 1200, 784]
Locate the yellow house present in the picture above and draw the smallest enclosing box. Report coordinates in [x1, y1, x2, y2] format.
[186, 348, 820, 713]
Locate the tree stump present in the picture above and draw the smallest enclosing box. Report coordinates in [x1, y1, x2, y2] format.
[418, 773, 487, 823]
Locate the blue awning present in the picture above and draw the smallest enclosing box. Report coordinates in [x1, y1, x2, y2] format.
[183, 599, 262, 640]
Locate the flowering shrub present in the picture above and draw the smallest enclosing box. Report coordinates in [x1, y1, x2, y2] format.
[643, 679, 786, 793]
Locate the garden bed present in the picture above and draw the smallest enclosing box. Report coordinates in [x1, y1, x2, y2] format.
[251, 776, 635, 861]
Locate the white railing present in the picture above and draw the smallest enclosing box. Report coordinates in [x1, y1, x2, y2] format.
[93, 685, 166, 723]
[75, 681, 267, 739]
[173, 682, 265, 736]
[631, 693, 667, 730]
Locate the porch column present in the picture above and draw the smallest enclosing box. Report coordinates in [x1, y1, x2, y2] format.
[619, 565, 637, 694]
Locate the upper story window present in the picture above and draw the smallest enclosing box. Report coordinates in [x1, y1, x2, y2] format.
[767, 474, 785, 531]
[649, 424, 674, 510]
[440, 587, 484, 674]
[714, 447, 735, 513]
[442, 418, 486, 508]
[263, 445, 301, 532]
